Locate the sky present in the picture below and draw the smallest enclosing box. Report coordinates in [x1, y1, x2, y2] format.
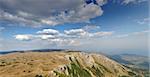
[0, 0, 149, 56]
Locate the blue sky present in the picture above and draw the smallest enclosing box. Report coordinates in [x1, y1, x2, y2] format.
[0, 0, 149, 56]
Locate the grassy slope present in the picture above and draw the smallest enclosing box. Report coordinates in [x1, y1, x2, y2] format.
[0, 51, 143, 77]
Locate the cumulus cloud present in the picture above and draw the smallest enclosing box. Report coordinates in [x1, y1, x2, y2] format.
[41, 3, 104, 25]
[0, 0, 106, 26]
[64, 29, 88, 38]
[15, 34, 33, 41]
[64, 28, 113, 38]
[37, 35, 56, 40]
[73, 3, 103, 22]
[33, 28, 112, 40]
[14, 27, 113, 47]
[37, 29, 59, 35]
[0, 10, 41, 27]
[41, 19, 59, 26]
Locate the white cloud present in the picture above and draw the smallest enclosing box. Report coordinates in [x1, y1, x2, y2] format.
[37, 29, 59, 35]
[0, 10, 41, 27]
[14, 28, 113, 43]
[77, 3, 103, 22]
[37, 35, 56, 40]
[0, 0, 106, 26]
[122, 0, 147, 4]
[123, 0, 136, 4]
[12, 24, 114, 49]
[96, 0, 107, 6]
[41, 3, 103, 25]
[83, 25, 100, 32]
[15, 34, 33, 41]
[64, 29, 88, 37]
[41, 19, 59, 26]
[64, 28, 113, 38]
[17, 11, 33, 18]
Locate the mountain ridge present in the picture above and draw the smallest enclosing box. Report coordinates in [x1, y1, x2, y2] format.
[0, 50, 144, 77]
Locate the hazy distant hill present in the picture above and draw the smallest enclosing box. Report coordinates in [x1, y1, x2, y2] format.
[0, 49, 65, 54]
[0, 50, 144, 77]
[110, 54, 149, 69]
[110, 54, 150, 77]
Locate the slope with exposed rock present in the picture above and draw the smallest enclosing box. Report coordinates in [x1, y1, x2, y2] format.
[0, 51, 142, 77]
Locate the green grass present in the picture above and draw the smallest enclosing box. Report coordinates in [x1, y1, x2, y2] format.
[54, 57, 113, 77]
[53, 57, 140, 77]
[54, 57, 92, 77]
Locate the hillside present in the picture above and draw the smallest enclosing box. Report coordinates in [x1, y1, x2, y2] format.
[0, 51, 142, 77]
[110, 54, 150, 77]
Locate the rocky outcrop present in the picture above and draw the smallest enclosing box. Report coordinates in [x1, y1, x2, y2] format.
[0, 51, 140, 77]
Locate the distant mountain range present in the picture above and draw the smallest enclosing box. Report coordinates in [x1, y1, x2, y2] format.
[0, 49, 66, 54]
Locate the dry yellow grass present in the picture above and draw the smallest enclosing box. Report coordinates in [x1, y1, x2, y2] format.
[0, 52, 69, 77]
[0, 51, 136, 77]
